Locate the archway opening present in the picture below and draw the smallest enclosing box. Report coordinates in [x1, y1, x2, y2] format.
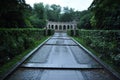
[51, 25, 54, 29]
[59, 25, 62, 30]
[63, 25, 66, 30]
[67, 25, 70, 30]
[48, 25, 51, 29]
[55, 25, 58, 30]
[71, 25, 73, 30]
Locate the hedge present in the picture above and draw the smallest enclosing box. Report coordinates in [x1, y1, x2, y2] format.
[68, 30, 120, 66]
[0, 28, 54, 65]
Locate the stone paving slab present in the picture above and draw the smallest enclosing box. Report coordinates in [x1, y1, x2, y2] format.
[45, 39, 77, 45]
[7, 68, 43, 80]
[26, 45, 52, 63]
[21, 63, 102, 69]
[7, 68, 116, 80]
[24, 44, 101, 69]
[51, 37, 71, 40]
[70, 46, 100, 65]
[40, 70, 85, 80]
[81, 69, 116, 80]
[53, 32, 68, 37]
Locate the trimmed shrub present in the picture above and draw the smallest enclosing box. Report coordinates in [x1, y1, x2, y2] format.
[47, 29, 55, 36]
[0, 28, 54, 65]
[67, 30, 79, 36]
[68, 30, 120, 66]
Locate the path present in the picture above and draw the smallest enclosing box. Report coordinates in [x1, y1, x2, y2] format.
[6, 32, 117, 80]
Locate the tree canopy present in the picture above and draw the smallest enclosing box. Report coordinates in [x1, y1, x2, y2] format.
[0, 0, 120, 30]
[0, 0, 31, 28]
[89, 0, 120, 29]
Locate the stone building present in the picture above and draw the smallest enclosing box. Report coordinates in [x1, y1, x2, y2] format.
[46, 21, 77, 31]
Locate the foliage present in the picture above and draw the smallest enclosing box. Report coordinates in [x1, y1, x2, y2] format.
[60, 7, 75, 22]
[1, 0, 120, 30]
[50, 4, 61, 21]
[0, 29, 54, 65]
[34, 3, 45, 19]
[0, 36, 48, 76]
[90, 16, 96, 28]
[68, 30, 120, 66]
[0, 0, 31, 28]
[77, 11, 93, 29]
[29, 3, 46, 28]
[89, 0, 120, 29]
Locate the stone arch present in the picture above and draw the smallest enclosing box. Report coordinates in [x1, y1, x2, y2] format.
[63, 25, 66, 30]
[51, 25, 54, 29]
[59, 25, 62, 30]
[46, 21, 77, 31]
[71, 25, 73, 29]
[67, 25, 70, 30]
[55, 25, 58, 30]
[48, 24, 50, 29]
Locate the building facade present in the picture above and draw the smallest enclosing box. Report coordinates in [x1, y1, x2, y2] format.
[46, 21, 77, 31]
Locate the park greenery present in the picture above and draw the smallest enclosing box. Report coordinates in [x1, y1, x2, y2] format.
[0, 0, 120, 29]
[0, 29, 52, 65]
[0, 29, 54, 76]
[0, 0, 120, 75]
[68, 30, 120, 70]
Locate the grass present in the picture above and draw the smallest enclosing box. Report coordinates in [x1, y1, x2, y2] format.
[73, 37, 99, 56]
[73, 37, 120, 74]
[0, 36, 49, 76]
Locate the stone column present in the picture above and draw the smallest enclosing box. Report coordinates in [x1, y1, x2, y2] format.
[45, 25, 48, 36]
[62, 25, 63, 31]
[57, 24, 59, 30]
[53, 25, 55, 30]
[73, 25, 76, 36]
[71, 25, 72, 30]
[47, 25, 50, 29]
[49, 25, 51, 29]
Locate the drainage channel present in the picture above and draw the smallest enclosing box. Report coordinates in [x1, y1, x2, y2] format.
[3, 32, 120, 80]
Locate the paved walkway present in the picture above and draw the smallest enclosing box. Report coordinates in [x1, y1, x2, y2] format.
[7, 32, 116, 80]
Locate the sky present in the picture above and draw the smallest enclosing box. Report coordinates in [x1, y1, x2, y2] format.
[26, 0, 93, 11]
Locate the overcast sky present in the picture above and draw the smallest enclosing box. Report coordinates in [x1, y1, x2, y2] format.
[26, 0, 93, 11]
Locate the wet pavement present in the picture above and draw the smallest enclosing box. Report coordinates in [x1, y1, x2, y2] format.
[6, 32, 117, 80]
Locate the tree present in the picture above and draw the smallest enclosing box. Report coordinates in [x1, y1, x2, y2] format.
[90, 16, 96, 28]
[0, 0, 28, 28]
[60, 7, 75, 22]
[77, 10, 93, 29]
[89, 0, 120, 29]
[45, 4, 61, 21]
[34, 3, 45, 19]
[30, 3, 46, 28]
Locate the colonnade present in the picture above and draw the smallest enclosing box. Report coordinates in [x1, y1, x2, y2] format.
[46, 21, 77, 31]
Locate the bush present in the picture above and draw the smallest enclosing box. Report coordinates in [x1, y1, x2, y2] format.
[113, 54, 120, 66]
[47, 29, 55, 36]
[67, 30, 79, 36]
[0, 28, 54, 65]
[68, 30, 120, 66]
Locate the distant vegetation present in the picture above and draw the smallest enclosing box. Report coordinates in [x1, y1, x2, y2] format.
[0, 0, 119, 29]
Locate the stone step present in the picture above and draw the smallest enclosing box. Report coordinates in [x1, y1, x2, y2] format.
[21, 63, 102, 69]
